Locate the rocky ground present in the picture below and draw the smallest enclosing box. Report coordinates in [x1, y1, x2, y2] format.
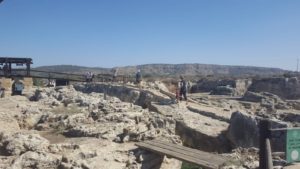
[0, 79, 300, 169]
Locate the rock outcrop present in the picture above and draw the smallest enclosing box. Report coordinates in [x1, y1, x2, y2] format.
[227, 111, 287, 151]
[10, 151, 61, 169]
[0, 133, 50, 156]
[242, 91, 289, 112]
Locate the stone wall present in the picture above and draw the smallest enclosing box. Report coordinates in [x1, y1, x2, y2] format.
[191, 78, 252, 96]
[23, 78, 33, 92]
[0, 77, 33, 96]
[73, 83, 171, 108]
[175, 121, 232, 153]
[0, 78, 13, 96]
[248, 77, 300, 100]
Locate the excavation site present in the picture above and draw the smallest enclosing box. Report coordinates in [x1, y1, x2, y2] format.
[1, 58, 300, 169]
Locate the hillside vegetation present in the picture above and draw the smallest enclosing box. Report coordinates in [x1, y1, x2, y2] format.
[35, 63, 286, 78]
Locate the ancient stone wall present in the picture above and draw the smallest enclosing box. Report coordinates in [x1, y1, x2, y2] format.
[73, 83, 171, 108]
[175, 121, 232, 153]
[23, 78, 33, 91]
[0, 77, 33, 96]
[248, 77, 300, 100]
[0, 78, 13, 96]
[191, 78, 251, 96]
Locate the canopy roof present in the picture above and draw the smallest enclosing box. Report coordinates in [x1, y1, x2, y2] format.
[0, 57, 33, 64]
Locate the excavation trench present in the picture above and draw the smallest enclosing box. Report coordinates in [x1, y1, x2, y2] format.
[73, 83, 171, 108]
[73, 83, 233, 154]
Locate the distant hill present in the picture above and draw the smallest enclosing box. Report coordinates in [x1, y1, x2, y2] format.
[34, 65, 111, 74]
[35, 64, 287, 78]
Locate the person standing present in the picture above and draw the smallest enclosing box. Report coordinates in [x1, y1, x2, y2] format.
[90, 72, 94, 82]
[178, 75, 188, 104]
[85, 72, 89, 82]
[136, 69, 142, 85]
[112, 68, 118, 82]
[85, 71, 93, 82]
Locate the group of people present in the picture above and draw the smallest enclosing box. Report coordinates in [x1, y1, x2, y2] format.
[134, 69, 189, 104]
[47, 79, 56, 87]
[84, 69, 189, 104]
[85, 71, 94, 82]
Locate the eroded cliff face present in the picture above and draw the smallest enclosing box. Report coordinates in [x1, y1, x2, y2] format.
[249, 77, 300, 100]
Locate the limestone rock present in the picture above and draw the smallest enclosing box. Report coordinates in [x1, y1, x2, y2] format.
[1, 133, 50, 155]
[227, 111, 287, 149]
[9, 151, 61, 169]
[242, 91, 265, 102]
[210, 85, 236, 96]
[0, 112, 20, 134]
[63, 125, 101, 138]
[243, 91, 289, 111]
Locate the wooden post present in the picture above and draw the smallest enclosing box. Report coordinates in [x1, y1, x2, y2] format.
[26, 62, 30, 76]
[259, 119, 271, 169]
[8, 62, 12, 76]
[104, 89, 107, 100]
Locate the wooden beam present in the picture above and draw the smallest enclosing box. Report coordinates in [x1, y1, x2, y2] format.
[150, 140, 225, 164]
[136, 140, 227, 169]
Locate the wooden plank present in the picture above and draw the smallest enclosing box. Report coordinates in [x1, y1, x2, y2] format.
[140, 141, 223, 168]
[151, 140, 224, 158]
[136, 141, 227, 169]
[136, 142, 218, 169]
[148, 140, 226, 165]
[145, 140, 226, 165]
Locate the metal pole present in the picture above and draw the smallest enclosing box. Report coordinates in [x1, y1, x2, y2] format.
[8, 62, 11, 76]
[26, 62, 30, 76]
[297, 57, 299, 72]
[265, 138, 273, 169]
[259, 119, 271, 169]
[104, 85, 107, 100]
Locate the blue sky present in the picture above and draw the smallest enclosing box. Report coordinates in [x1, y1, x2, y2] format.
[0, 0, 299, 70]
